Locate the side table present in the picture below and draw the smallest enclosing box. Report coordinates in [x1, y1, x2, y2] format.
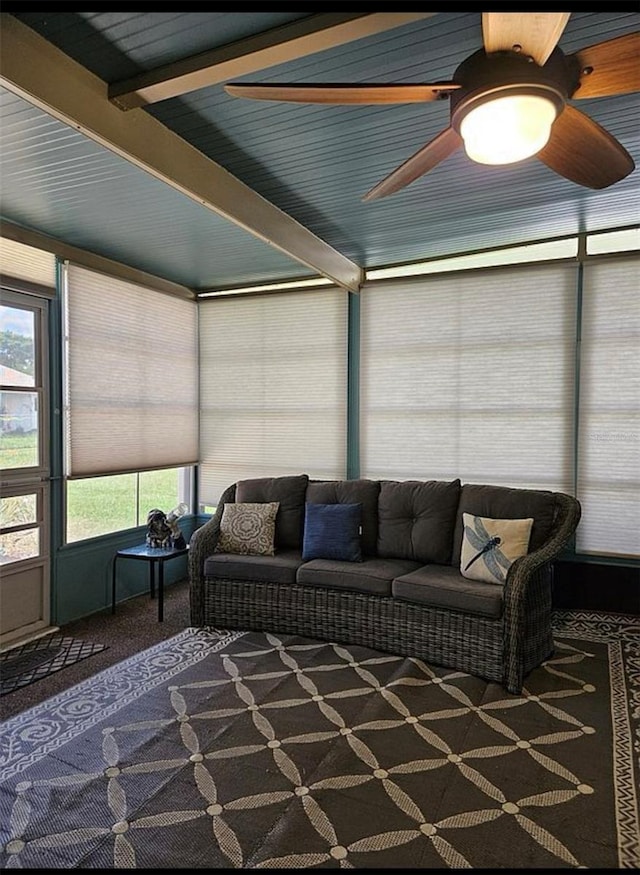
[112, 543, 189, 622]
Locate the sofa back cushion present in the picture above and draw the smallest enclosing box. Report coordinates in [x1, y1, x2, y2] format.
[236, 474, 309, 550]
[306, 479, 380, 556]
[451, 483, 558, 567]
[377, 479, 461, 564]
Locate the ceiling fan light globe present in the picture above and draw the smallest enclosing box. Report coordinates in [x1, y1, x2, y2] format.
[460, 94, 558, 165]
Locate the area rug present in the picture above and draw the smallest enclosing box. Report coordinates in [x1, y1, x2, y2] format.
[0, 610, 637, 869]
[0, 635, 106, 697]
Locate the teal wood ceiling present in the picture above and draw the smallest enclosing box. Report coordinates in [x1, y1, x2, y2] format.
[2, 11, 638, 291]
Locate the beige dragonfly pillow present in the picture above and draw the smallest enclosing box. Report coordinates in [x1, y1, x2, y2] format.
[460, 513, 533, 584]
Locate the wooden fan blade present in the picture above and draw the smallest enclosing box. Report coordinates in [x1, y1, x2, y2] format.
[482, 12, 571, 66]
[537, 105, 634, 189]
[363, 126, 462, 202]
[224, 82, 459, 104]
[570, 32, 640, 99]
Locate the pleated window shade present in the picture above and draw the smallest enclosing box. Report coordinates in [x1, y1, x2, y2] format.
[360, 262, 578, 491]
[199, 289, 347, 505]
[64, 264, 198, 478]
[1, 236, 56, 287]
[576, 257, 640, 557]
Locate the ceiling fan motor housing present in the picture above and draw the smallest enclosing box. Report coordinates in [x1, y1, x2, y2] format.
[449, 47, 581, 132]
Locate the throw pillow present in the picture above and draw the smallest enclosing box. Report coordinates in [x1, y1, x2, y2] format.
[460, 513, 533, 585]
[302, 503, 363, 562]
[215, 502, 280, 556]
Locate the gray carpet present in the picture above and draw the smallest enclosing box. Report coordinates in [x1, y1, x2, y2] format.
[0, 610, 638, 868]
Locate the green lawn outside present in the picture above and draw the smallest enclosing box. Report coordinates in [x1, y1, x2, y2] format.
[0, 431, 38, 469]
[1, 432, 181, 542]
[67, 468, 181, 542]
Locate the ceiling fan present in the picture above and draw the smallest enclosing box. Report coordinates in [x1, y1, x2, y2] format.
[224, 12, 639, 201]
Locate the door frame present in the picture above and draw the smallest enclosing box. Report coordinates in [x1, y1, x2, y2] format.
[1, 286, 55, 648]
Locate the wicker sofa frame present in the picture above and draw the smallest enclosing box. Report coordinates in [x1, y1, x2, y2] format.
[189, 482, 581, 694]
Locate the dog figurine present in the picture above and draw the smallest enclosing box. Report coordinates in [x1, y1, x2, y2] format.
[146, 508, 173, 549]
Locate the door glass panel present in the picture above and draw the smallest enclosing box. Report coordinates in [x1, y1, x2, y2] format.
[0, 493, 38, 527]
[0, 304, 36, 387]
[0, 391, 39, 468]
[0, 527, 40, 564]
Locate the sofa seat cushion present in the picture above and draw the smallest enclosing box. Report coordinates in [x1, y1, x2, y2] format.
[297, 557, 420, 596]
[306, 479, 380, 556]
[204, 549, 304, 584]
[377, 479, 461, 564]
[392, 565, 504, 619]
[236, 474, 309, 550]
[451, 483, 557, 567]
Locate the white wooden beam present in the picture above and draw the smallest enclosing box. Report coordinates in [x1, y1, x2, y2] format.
[109, 13, 436, 110]
[0, 14, 363, 292]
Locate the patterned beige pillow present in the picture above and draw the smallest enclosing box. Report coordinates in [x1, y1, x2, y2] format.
[460, 513, 533, 584]
[215, 502, 280, 556]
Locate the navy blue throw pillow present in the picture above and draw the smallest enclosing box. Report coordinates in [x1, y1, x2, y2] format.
[302, 503, 363, 562]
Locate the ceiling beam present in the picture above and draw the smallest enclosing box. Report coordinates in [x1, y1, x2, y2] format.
[0, 14, 363, 293]
[108, 13, 437, 110]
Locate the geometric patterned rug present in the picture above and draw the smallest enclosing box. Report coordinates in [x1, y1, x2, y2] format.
[0, 610, 638, 869]
[0, 636, 106, 697]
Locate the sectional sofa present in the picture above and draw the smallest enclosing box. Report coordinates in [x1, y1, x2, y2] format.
[189, 474, 581, 693]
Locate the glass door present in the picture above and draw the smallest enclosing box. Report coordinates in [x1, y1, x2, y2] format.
[0, 288, 52, 648]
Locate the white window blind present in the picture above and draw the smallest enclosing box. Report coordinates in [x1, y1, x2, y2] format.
[360, 262, 578, 490]
[576, 256, 640, 557]
[64, 263, 198, 477]
[0, 237, 56, 288]
[199, 289, 348, 504]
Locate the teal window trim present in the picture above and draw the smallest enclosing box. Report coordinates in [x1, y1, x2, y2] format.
[570, 246, 584, 555]
[49, 259, 64, 555]
[347, 290, 360, 480]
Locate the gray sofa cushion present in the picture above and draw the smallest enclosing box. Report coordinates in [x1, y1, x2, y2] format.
[377, 479, 461, 564]
[204, 549, 304, 584]
[297, 557, 420, 596]
[392, 565, 504, 619]
[306, 479, 380, 556]
[236, 474, 309, 550]
[451, 483, 558, 567]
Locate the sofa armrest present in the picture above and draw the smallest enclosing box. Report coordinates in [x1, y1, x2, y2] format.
[189, 482, 236, 623]
[505, 491, 581, 592]
[502, 492, 581, 691]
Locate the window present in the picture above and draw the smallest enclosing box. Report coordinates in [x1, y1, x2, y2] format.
[198, 288, 348, 506]
[63, 263, 198, 542]
[586, 228, 639, 255]
[0, 303, 38, 470]
[576, 255, 640, 557]
[367, 238, 578, 281]
[0, 488, 42, 565]
[66, 466, 192, 543]
[360, 262, 578, 491]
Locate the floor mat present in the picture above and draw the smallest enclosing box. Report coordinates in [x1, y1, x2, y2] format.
[0, 612, 638, 868]
[0, 635, 107, 696]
